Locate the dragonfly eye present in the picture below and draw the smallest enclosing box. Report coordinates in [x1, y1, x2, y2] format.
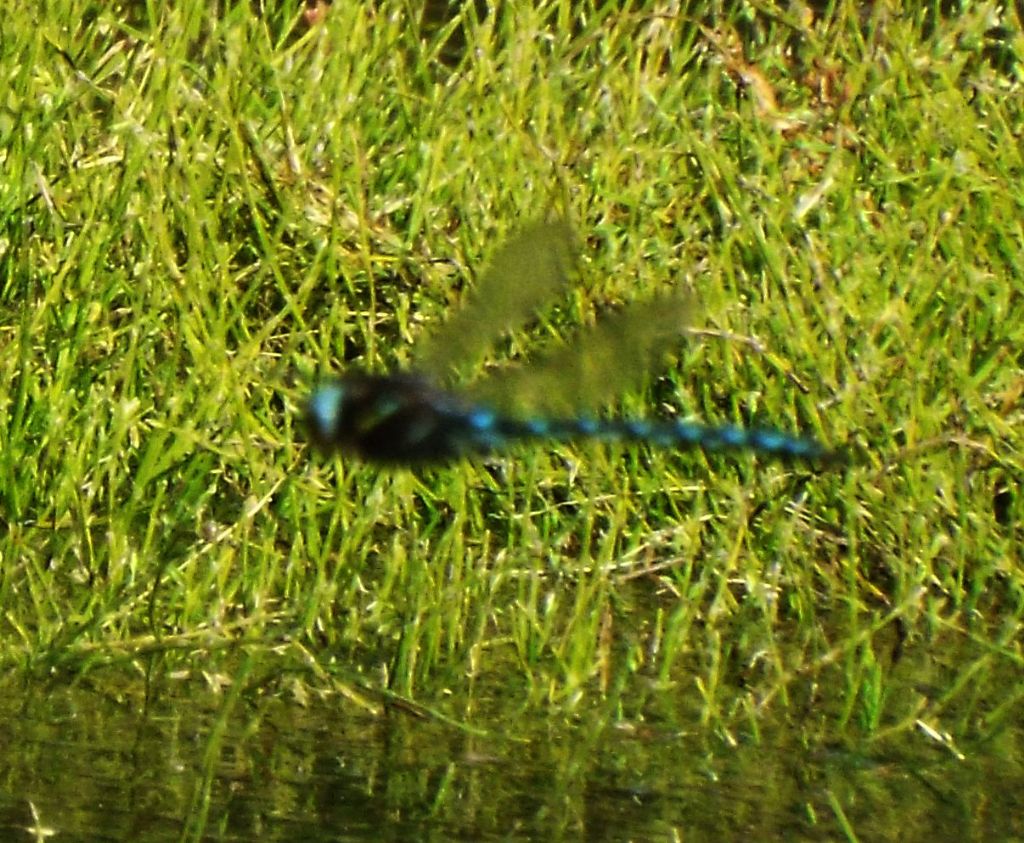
[306, 382, 347, 442]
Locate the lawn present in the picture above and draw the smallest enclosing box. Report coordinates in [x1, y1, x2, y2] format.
[1, 1, 1022, 837]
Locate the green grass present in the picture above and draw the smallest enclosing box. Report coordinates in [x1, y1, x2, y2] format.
[1, 0, 1023, 764]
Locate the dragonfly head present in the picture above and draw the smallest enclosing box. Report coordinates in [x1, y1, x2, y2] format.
[305, 381, 349, 451]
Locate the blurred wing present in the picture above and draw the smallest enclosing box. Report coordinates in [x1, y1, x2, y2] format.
[414, 220, 577, 382]
[469, 292, 692, 416]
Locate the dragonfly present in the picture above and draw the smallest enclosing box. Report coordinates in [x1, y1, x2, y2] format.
[305, 221, 839, 466]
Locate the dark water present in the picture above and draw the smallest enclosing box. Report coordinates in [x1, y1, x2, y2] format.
[0, 663, 1021, 842]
